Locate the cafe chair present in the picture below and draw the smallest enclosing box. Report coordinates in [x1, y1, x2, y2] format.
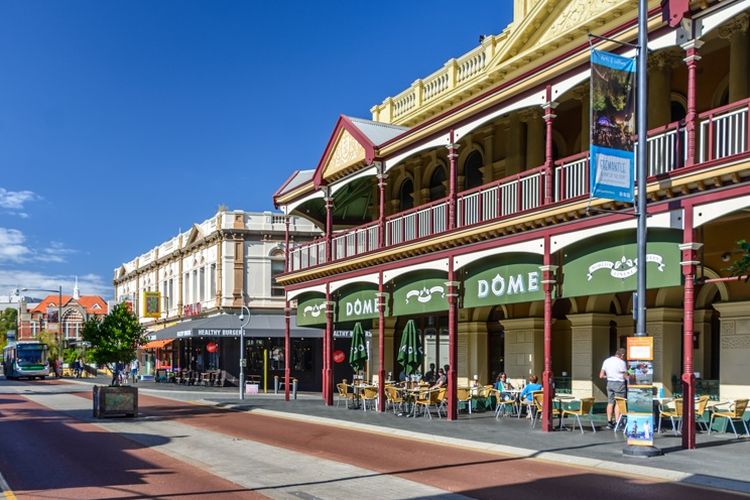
[521, 390, 542, 420]
[695, 395, 711, 431]
[457, 387, 473, 415]
[560, 398, 596, 434]
[435, 387, 447, 417]
[360, 387, 379, 412]
[492, 389, 517, 419]
[531, 392, 560, 429]
[613, 397, 628, 433]
[385, 386, 403, 414]
[415, 389, 442, 420]
[709, 399, 749, 438]
[337, 383, 356, 409]
[658, 398, 683, 435]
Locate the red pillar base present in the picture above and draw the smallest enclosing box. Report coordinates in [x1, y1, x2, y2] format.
[284, 368, 290, 401]
[682, 373, 696, 449]
[377, 369, 385, 412]
[325, 368, 334, 406]
[541, 369, 554, 432]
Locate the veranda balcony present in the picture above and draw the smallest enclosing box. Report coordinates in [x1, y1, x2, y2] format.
[288, 99, 750, 273]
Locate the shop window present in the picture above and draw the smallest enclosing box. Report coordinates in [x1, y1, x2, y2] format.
[463, 150, 484, 190]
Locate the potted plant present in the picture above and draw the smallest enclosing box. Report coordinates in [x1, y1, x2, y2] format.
[81, 302, 146, 418]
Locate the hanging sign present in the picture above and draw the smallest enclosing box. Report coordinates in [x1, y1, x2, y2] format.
[143, 291, 161, 318]
[462, 254, 544, 308]
[335, 288, 387, 322]
[296, 294, 326, 327]
[391, 271, 448, 317]
[590, 49, 636, 202]
[562, 230, 681, 298]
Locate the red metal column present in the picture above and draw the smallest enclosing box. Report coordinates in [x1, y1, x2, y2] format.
[377, 164, 387, 250]
[680, 204, 701, 449]
[446, 259, 459, 420]
[284, 301, 291, 401]
[541, 236, 557, 432]
[377, 272, 387, 412]
[324, 286, 334, 405]
[683, 39, 703, 167]
[543, 85, 558, 205]
[447, 131, 459, 231]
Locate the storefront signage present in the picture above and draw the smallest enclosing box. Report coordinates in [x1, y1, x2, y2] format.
[463, 254, 544, 309]
[391, 271, 448, 317]
[335, 288, 388, 323]
[562, 230, 681, 298]
[333, 329, 372, 338]
[296, 294, 326, 327]
[183, 303, 202, 318]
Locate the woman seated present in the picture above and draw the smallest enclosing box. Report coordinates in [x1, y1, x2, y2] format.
[430, 368, 447, 389]
[495, 372, 515, 400]
[519, 375, 542, 403]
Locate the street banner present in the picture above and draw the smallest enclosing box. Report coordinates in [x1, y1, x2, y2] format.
[590, 49, 636, 202]
[143, 291, 161, 318]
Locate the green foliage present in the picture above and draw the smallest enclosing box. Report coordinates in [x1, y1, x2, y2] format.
[81, 303, 146, 382]
[38, 330, 63, 361]
[0, 308, 18, 349]
[728, 239, 750, 282]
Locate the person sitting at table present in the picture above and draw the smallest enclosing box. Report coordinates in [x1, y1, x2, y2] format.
[519, 375, 542, 417]
[495, 372, 515, 400]
[398, 370, 407, 382]
[431, 368, 447, 389]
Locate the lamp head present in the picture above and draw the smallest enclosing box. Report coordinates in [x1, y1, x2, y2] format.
[239, 313, 244, 322]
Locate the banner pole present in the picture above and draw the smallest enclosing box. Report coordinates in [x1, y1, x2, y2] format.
[624, 0, 662, 458]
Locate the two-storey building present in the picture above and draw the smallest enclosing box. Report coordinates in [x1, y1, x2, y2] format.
[113, 209, 322, 389]
[274, 0, 750, 441]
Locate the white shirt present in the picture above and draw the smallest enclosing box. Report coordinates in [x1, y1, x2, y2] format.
[601, 355, 627, 382]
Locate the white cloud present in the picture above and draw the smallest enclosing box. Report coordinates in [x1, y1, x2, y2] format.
[0, 228, 31, 262]
[0, 229, 77, 263]
[0, 270, 111, 299]
[0, 188, 39, 212]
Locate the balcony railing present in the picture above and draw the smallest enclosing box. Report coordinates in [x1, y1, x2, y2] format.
[287, 100, 750, 273]
[386, 198, 448, 246]
[457, 167, 545, 228]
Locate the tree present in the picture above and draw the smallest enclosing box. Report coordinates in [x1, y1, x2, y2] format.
[81, 303, 146, 386]
[728, 239, 750, 282]
[0, 308, 18, 349]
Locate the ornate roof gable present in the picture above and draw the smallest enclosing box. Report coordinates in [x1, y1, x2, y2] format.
[313, 116, 378, 188]
[489, 0, 634, 70]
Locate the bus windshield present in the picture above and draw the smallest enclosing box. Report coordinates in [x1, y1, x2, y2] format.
[16, 345, 48, 366]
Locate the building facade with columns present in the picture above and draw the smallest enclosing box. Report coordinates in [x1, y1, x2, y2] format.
[274, 0, 750, 435]
[113, 209, 322, 387]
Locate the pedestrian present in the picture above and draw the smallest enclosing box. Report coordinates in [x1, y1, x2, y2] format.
[600, 347, 627, 429]
[130, 359, 140, 384]
[78, 357, 85, 378]
[73, 358, 81, 378]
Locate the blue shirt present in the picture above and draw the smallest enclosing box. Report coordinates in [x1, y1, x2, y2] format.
[520, 383, 542, 402]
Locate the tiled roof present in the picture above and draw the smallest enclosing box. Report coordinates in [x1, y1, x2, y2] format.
[31, 295, 108, 315]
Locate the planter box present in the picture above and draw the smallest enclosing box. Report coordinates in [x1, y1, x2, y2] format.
[93, 385, 138, 418]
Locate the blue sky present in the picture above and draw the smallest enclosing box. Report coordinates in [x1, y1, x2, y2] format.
[0, 1, 513, 299]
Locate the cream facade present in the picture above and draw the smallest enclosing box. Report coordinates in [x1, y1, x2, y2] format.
[114, 210, 320, 326]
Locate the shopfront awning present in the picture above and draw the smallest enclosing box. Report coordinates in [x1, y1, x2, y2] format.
[145, 313, 323, 341]
[142, 339, 174, 349]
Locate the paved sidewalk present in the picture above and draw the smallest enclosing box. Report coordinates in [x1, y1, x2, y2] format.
[65, 378, 750, 495]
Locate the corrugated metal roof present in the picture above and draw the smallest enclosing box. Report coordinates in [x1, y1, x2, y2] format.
[277, 169, 314, 198]
[347, 116, 408, 146]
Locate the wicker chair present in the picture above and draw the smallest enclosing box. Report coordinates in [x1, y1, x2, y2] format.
[658, 398, 683, 435]
[613, 397, 628, 433]
[560, 398, 597, 434]
[709, 399, 749, 438]
[531, 391, 560, 429]
[336, 383, 356, 408]
[415, 389, 441, 420]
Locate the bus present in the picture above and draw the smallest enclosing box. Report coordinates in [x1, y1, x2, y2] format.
[3, 341, 50, 380]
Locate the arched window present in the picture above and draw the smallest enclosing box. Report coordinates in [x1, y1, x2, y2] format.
[463, 151, 483, 190]
[399, 178, 414, 210]
[429, 167, 447, 201]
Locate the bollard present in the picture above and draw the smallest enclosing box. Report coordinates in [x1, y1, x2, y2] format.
[274, 375, 279, 394]
[292, 378, 298, 399]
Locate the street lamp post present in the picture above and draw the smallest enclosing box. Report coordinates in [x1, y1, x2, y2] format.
[238, 300, 251, 401]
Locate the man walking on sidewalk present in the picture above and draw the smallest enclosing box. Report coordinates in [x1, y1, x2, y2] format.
[600, 348, 627, 429]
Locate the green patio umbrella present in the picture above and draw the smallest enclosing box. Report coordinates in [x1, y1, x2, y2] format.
[396, 319, 423, 376]
[349, 322, 368, 372]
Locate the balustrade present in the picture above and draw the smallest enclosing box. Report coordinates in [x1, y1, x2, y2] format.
[286, 100, 750, 273]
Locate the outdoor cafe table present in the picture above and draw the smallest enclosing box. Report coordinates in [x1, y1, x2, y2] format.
[554, 394, 577, 429]
[395, 386, 424, 417]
